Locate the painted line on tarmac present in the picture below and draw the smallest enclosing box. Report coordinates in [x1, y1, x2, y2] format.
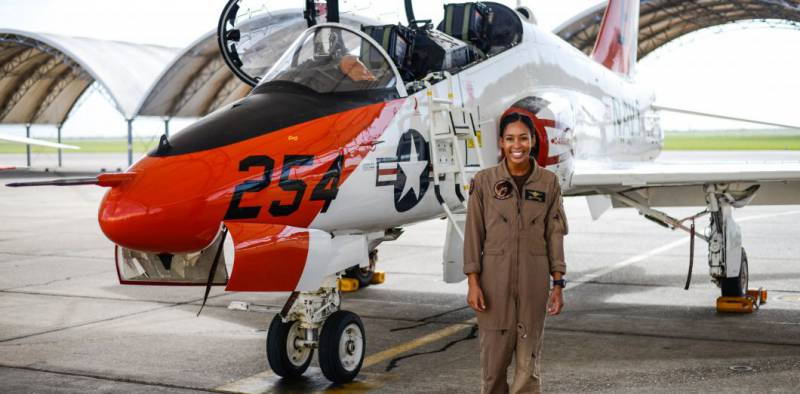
[216, 209, 800, 393]
[215, 319, 477, 393]
[571, 209, 800, 288]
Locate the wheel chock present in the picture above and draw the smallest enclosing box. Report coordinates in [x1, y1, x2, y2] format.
[716, 296, 754, 313]
[746, 288, 767, 304]
[370, 271, 385, 285]
[338, 278, 360, 292]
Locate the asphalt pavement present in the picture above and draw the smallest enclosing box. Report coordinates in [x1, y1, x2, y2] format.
[1, 151, 799, 393]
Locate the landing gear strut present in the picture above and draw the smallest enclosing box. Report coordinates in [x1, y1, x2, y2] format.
[265, 276, 366, 384]
[612, 183, 758, 298]
[343, 250, 378, 288]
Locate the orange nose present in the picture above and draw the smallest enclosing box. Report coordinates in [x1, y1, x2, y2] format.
[98, 156, 225, 253]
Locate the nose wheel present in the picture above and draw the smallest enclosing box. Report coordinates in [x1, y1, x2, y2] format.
[318, 310, 365, 384]
[266, 314, 313, 378]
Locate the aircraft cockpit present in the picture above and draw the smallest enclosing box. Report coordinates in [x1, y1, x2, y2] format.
[258, 25, 402, 95]
[218, 1, 524, 95]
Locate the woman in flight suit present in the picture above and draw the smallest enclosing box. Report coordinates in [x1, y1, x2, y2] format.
[464, 112, 568, 394]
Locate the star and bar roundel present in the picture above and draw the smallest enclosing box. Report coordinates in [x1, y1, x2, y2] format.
[375, 129, 432, 212]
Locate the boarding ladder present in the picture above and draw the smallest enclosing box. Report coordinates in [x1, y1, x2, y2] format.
[423, 72, 485, 241]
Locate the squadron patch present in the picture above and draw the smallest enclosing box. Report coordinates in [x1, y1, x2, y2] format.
[494, 180, 513, 200]
[525, 189, 546, 202]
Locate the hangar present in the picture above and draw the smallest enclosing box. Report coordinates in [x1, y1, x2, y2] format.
[2, 1, 800, 167]
[555, 0, 800, 60]
[0, 29, 176, 165]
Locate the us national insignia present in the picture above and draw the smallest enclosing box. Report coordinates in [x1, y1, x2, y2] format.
[494, 180, 513, 200]
[525, 189, 546, 202]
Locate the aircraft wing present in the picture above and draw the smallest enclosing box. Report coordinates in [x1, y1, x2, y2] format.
[0, 132, 80, 150]
[568, 159, 800, 209]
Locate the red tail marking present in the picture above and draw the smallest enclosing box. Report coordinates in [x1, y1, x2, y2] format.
[591, 0, 640, 76]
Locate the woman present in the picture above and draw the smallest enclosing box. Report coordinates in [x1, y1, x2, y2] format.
[463, 111, 568, 394]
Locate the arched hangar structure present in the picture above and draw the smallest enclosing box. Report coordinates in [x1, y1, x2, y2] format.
[0, 29, 176, 166]
[555, 0, 800, 60]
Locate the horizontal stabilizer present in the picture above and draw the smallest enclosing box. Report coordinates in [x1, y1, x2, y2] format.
[0, 132, 80, 149]
[652, 105, 800, 130]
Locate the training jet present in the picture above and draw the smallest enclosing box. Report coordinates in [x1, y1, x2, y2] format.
[9, 0, 800, 384]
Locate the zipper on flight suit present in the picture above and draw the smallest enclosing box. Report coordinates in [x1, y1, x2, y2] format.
[510, 180, 522, 302]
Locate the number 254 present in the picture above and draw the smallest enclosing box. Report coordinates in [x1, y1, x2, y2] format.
[224, 154, 344, 220]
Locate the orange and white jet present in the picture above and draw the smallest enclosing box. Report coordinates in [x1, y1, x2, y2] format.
[9, 0, 800, 383]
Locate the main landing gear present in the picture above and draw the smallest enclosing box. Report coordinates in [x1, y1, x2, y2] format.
[612, 184, 764, 311]
[266, 276, 366, 384]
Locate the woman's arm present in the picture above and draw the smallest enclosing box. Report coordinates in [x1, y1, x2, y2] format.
[545, 180, 568, 315]
[464, 173, 487, 312]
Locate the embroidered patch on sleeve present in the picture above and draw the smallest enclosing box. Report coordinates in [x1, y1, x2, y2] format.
[525, 189, 546, 202]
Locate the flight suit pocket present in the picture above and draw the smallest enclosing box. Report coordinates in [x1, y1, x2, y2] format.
[479, 249, 509, 326]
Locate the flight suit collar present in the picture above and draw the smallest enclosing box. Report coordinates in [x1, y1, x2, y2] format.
[499, 157, 542, 190]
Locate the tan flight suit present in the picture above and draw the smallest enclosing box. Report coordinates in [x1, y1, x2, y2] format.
[464, 158, 568, 394]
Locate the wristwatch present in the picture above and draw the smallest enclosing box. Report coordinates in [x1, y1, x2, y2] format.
[552, 279, 566, 289]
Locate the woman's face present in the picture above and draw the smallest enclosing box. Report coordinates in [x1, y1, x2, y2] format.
[499, 120, 534, 166]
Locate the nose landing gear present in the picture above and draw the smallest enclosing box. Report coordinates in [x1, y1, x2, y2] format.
[265, 276, 366, 384]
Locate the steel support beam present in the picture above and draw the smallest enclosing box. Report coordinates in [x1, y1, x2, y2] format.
[57, 123, 62, 167]
[25, 123, 31, 167]
[126, 118, 133, 166]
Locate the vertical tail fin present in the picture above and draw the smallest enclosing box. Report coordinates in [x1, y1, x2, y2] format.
[590, 0, 640, 76]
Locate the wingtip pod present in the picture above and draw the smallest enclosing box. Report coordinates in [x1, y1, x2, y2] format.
[5, 172, 136, 188]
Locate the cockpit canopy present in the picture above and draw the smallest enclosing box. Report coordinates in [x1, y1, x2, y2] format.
[218, 1, 524, 94]
[259, 25, 401, 95]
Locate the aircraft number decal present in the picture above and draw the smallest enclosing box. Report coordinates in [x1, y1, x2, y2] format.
[310, 154, 344, 213]
[224, 154, 344, 220]
[269, 155, 314, 217]
[224, 155, 275, 220]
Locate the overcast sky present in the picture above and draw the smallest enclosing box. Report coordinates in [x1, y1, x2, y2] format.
[1, 0, 799, 139]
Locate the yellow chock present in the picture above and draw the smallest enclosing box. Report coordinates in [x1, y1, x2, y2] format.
[370, 271, 386, 285]
[716, 296, 754, 313]
[339, 278, 360, 292]
[747, 288, 767, 304]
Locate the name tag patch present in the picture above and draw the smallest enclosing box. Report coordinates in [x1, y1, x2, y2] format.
[525, 189, 546, 202]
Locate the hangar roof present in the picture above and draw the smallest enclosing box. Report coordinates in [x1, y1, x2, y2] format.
[0, 29, 176, 125]
[555, 0, 800, 60]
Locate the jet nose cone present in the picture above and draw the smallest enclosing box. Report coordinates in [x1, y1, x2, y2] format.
[98, 156, 225, 253]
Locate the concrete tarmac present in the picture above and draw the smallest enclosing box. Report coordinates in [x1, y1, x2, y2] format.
[1, 151, 800, 393]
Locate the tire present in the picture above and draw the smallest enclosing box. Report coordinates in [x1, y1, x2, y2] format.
[318, 310, 365, 384]
[721, 248, 748, 297]
[344, 265, 374, 288]
[266, 314, 313, 379]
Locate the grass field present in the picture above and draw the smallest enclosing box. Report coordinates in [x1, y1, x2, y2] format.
[0, 138, 157, 154]
[663, 130, 800, 150]
[1, 131, 799, 153]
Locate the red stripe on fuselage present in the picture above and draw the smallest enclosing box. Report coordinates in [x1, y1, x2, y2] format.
[99, 99, 404, 253]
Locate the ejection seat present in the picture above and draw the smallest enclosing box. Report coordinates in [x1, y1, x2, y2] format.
[361, 24, 416, 81]
[436, 2, 523, 57]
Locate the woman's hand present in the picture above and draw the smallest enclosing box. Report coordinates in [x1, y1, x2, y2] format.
[466, 273, 486, 312]
[547, 286, 564, 316]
